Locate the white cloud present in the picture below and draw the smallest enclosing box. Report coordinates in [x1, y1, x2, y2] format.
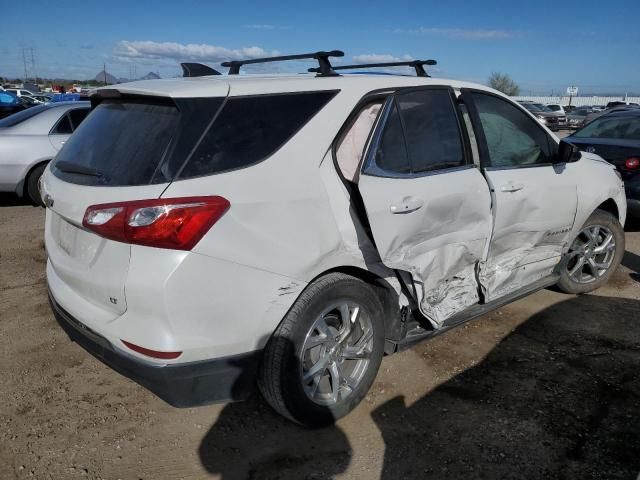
[113, 40, 278, 63]
[242, 24, 291, 30]
[352, 53, 414, 64]
[394, 27, 513, 40]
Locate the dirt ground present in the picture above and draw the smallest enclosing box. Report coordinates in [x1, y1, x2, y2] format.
[1, 192, 639, 480]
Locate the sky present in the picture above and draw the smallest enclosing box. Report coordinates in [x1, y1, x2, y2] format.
[1, 0, 639, 94]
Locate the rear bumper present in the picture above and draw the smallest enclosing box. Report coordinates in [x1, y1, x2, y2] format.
[48, 288, 262, 407]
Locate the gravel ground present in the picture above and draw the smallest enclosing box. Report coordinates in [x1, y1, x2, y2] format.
[1, 191, 639, 480]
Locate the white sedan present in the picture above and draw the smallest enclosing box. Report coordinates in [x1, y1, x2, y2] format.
[0, 101, 89, 204]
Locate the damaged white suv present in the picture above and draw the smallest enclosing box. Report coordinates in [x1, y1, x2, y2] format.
[42, 52, 626, 427]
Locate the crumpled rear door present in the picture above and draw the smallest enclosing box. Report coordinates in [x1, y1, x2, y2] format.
[357, 87, 493, 327]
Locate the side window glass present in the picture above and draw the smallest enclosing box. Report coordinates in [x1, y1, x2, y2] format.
[52, 114, 73, 135]
[375, 101, 410, 174]
[69, 108, 89, 130]
[471, 92, 552, 167]
[179, 91, 336, 178]
[396, 89, 465, 172]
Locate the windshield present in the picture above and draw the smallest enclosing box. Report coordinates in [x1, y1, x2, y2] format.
[547, 105, 561, 111]
[534, 104, 552, 112]
[573, 115, 640, 140]
[520, 103, 542, 113]
[0, 104, 48, 127]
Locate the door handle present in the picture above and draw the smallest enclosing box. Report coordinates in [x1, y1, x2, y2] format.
[390, 196, 424, 214]
[500, 183, 524, 193]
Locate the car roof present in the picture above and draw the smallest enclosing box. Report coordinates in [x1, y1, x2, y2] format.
[97, 73, 501, 99]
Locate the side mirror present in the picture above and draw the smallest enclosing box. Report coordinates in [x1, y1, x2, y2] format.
[555, 139, 581, 164]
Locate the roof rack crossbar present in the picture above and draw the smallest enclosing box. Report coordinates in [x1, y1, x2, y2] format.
[221, 50, 344, 75]
[180, 62, 222, 77]
[309, 59, 437, 77]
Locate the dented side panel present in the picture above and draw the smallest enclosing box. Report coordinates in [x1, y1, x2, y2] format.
[480, 164, 578, 301]
[358, 167, 492, 327]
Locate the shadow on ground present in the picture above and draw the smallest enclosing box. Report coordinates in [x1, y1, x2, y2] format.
[199, 295, 640, 479]
[625, 216, 640, 233]
[0, 192, 31, 207]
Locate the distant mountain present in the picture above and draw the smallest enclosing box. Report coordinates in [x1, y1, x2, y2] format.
[94, 70, 160, 85]
[140, 71, 160, 80]
[95, 70, 117, 85]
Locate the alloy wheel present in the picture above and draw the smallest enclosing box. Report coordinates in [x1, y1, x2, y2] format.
[565, 225, 617, 284]
[299, 302, 373, 406]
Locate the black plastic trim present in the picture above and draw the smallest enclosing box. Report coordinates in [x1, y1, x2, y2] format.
[48, 289, 261, 407]
[222, 50, 344, 76]
[310, 59, 437, 77]
[180, 62, 222, 77]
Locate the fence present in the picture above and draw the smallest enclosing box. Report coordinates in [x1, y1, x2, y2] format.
[513, 96, 640, 107]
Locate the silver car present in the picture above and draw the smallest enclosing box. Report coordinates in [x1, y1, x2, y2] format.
[0, 101, 90, 204]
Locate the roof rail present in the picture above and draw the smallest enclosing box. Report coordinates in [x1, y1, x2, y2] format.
[180, 63, 222, 77]
[221, 50, 344, 76]
[309, 59, 437, 77]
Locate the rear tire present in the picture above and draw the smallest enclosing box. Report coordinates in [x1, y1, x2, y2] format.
[25, 163, 47, 207]
[557, 209, 624, 294]
[258, 273, 385, 427]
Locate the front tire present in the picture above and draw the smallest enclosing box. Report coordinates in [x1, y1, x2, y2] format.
[258, 273, 385, 427]
[557, 209, 625, 294]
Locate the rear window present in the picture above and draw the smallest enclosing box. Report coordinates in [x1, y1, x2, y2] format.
[52, 100, 180, 186]
[177, 91, 337, 179]
[52, 91, 337, 186]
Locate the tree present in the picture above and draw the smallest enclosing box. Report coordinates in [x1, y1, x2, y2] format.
[488, 72, 520, 96]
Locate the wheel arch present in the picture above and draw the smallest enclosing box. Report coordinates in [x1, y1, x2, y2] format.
[305, 265, 403, 344]
[595, 198, 620, 220]
[16, 158, 50, 198]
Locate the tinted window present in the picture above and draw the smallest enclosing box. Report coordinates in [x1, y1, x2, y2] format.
[573, 115, 640, 140]
[396, 89, 464, 172]
[0, 104, 47, 127]
[471, 93, 552, 167]
[52, 114, 73, 134]
[68, 108, 89, 129]
[179, 91, 337, 178]
[52, 100, 179, 186]
[375, 102, 410, 174]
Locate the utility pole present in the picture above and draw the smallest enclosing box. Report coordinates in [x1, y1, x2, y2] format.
[103, 63, 107, 86]
[21, 47, 38, 84]
[22, 48, 28, 84]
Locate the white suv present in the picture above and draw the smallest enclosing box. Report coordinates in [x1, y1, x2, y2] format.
[42, 52, 627, 426]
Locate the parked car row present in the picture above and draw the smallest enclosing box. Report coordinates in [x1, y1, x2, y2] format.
[518, 101, 567, 130]
[0, 101, 90, 203]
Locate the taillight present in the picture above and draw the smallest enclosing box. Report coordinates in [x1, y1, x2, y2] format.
[83, 196, 230, 250]
[625, 157, 640, 170]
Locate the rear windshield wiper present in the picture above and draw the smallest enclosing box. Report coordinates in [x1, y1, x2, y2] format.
[55, 161, 104, 177]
